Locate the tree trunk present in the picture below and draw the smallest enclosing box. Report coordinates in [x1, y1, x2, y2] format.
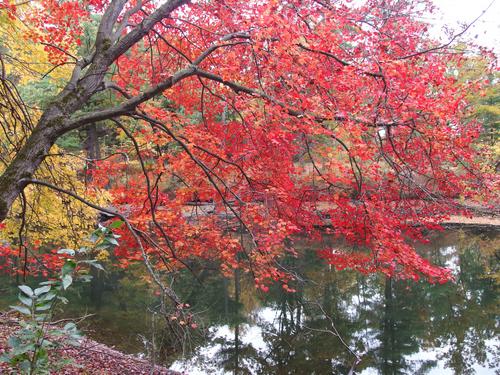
[0, 123, 60, 220]
[0, 57, 109, 221]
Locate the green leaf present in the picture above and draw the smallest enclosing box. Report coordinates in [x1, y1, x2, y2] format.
[19, 359, 31, 372]
[51, 329, 65, 337]
[10, 305, 31, 316]
[62, 274, 73, 290]
[109, 220, 124, 229]
[38, 292, 56, 302]
[80, 260, 105, 272]
[8, 336, 21, 348]
[95, 242, 110, 250]
[18, 294, 33, 307]
[62, 260, 76, 276]
[12, 343, 35, 356]
[89, 232, 99, 243]
[106, 237, 119, 246]
[41, 340, 54, 348]
[34, 285, 51, 296]
[18, 285, 33, 297]
[35, 314, 49, 321]
[91, 262, 105, 271]
[78, 274, 93, 283]
[39, 280, 57, 286]
[35, 303, 52, 311]
[77, 246, 89, 254]
[63, 322, 77, 331]
[35, 346, 48, 360]
[57, 296, 69, 304]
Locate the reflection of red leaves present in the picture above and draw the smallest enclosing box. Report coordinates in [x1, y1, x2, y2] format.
[282, 284, 296, 293]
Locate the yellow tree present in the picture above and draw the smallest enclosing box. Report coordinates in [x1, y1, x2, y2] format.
[0, 5, 108, 274]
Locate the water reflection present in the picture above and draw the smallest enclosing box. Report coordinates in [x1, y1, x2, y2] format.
[0, 229, 498, 374]
[170, 229, 499, 374]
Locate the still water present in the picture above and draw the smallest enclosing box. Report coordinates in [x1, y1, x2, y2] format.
[1, 229, 499, 374]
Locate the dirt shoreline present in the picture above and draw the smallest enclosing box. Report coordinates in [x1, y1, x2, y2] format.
[440, 215, 500, 228]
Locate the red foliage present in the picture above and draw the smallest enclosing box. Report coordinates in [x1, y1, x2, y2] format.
[91, 0, 498, 285]
[6, 0, 499, 285]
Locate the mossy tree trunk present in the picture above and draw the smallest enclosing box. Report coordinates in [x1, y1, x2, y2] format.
[0, 0, 187, 222]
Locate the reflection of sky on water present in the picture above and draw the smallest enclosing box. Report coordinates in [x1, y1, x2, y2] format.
[172, 325, 499, 375]
[171, 301, 500, 375]
[170, 232, 499, 374]
[441, 245, 460, 274]
[171, 303, 500, 374]
[361, 337, 499, 375]
[170, 307, 277, 374]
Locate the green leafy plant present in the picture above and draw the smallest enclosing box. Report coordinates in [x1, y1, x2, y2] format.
[1, 260, 83, 374]
[0, 226, 117, 374]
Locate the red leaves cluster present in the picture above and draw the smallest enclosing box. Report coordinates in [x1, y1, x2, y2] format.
[0, 243, 66, 277]
[0, 0, 17, 20]
[10, 0, 499, 287]
[89, 0, 499, 286]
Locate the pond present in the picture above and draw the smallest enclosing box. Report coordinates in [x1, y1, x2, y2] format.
[1, 228, 499, 374]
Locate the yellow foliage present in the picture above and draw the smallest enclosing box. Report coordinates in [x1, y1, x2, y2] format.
[0, 5, 111, 250]
[0, 4, 73, 83]
[95, 249, 110, 261]
[0, 144, 111, 249]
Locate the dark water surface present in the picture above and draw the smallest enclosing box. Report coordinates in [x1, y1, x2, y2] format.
[1, 229, 498, 374]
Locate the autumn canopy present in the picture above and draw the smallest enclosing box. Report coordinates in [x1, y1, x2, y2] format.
[0, 0, 497, 297]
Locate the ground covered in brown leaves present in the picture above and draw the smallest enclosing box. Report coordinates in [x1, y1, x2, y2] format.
[0, 312, 183, 375]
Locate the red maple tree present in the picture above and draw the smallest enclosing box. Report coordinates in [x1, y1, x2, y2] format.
[0, 0, 497, 295]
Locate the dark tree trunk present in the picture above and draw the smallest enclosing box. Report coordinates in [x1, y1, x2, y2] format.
[0, 65, 108, 220]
